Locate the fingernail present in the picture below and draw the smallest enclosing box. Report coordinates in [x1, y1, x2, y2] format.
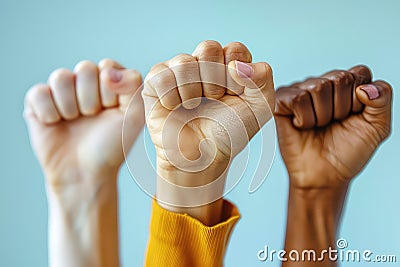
[108, 68, 123, 83]
[360, 84, 380, 100]
[235, 61, 254, 78]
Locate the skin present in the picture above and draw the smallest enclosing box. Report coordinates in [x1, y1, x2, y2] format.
[142, 40, 276, 226]
[275, 65, 392, 266]
[24, 59, 145, 267]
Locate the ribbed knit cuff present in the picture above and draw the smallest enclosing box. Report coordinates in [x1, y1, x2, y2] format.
[145, 198, 241, 267]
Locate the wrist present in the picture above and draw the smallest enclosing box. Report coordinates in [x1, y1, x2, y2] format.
[288, 167, 351, 190]
[283, 185, 349, 267]
[47, 174, 120, 267]
[283, 182, 349, 267]
[156, 156, 229, 186]
[47, 177, 118, 215]
[287, 184, 349, 227]
[156, 159, 229, 226]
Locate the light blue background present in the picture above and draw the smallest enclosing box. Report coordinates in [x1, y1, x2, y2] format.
[1, 0, 399, 266]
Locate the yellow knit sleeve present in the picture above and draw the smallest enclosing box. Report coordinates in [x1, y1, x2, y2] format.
[144, 199, 241, 267]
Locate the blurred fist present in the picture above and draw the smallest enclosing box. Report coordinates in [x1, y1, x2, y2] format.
[24, 59, 144, 188]
[275, 65, 392, 189]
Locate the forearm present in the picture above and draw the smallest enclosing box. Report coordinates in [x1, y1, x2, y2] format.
[283, 183, 349, 267]
[46, 175, 120, 267]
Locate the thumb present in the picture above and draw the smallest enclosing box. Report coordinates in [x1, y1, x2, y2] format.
[227, 60, 275, 128]
[100, 67, 143, 112]
[356, 80, 392, 140]
[101, 67, 145, 154]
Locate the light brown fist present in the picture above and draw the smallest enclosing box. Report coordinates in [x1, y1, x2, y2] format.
[142, 40, 275, 183]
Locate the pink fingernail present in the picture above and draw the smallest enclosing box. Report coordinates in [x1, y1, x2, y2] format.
[360, 84, 380, 100]
[108, 68, 123, 83]
[235, 61, 254, 78]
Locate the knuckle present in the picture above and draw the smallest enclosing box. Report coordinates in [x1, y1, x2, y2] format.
[349, 65, 372, 84]
[24, 87, 37, 104]
[322, 70, 354, 87]
[301, 78, 331, 94]
[169, 55, 199, 80]
[98, 58, 115, 69]
[195, 40, 223, 58]
[74, 60, 97, 73]
[322, 70, 344, 80]
[146, 64, 170, 85]
[127, 69, 142, 83]
[224, 42, 252, 62]
[160, 96, 179, 110]
[276, 86, 290, 94]
[48, 68, 73, 85]
[81, 107, 99, 116]
[338, 71, 354, 86]
[352, 64, 372, 76]
[290, 81, 302, 88]
[225, 41, 247, 50]
[147, 63, 166, 78]
[170, 54, 196, 66]
[293, 90, 310, 103]
[315, 79, 332, 94]
[27, 84, 50, 101]
[155, 69, 175, 89]
[204, 85, 225, 98]
[42, 113, 59, 124]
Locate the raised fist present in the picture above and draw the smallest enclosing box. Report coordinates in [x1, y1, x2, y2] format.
[24, 59, 144, 189]
[275, 65, 392, 189]
[142, 40, 275, 191]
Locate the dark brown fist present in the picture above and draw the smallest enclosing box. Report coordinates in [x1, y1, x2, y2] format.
[275, 65, 392, 189]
